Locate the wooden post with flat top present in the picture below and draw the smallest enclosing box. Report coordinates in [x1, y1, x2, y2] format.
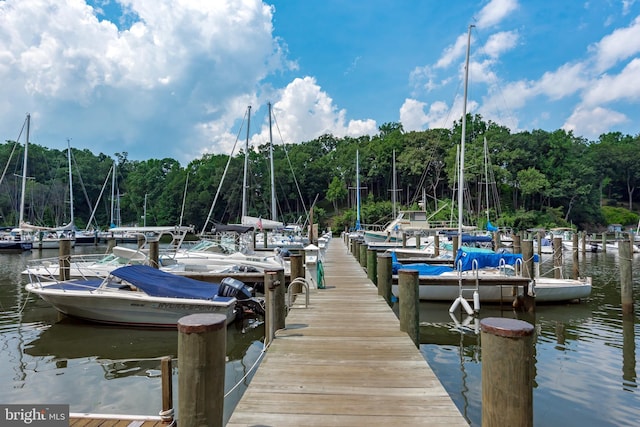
[178, 313, 227, 427]
[481, 317, 534, 427]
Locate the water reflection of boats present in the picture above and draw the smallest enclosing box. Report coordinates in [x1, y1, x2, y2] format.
[416, 301, 593, 346]
[24, 317, 264, 379]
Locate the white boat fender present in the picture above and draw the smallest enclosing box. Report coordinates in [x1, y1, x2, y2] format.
[528, 280, 536, 297]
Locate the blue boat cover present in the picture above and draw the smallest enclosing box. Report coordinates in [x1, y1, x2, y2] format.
[110, 265, 224, 300]
[393, 262, 454, 275]
[453, 247, 524, 271]
[393, 247, 539, 275]
[439, 231, 493, 243]
[391, 251, 454, 275]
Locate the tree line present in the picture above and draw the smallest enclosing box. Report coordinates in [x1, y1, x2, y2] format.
[1, 114, 639, 233]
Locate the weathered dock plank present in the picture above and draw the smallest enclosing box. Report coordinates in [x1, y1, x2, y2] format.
[227, 237, 468, 426]
[68, 415, 166, 426]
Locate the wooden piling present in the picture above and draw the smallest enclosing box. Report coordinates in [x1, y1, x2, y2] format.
[619, 237, 634, 315]
[58, 238, 71, 281]
[493, 232, 501, 251]
[601, 232, 607, 253]
[106, 237, 116, 253]
[265, 269, 286, 336]
[572, 233, 579, 280]
[177, 313, 227, 427]
[553, 237, 563, 279]
[512, 233, 521, 254]
[359, 243, 367, 268]
[434, 234, 440, 257]
[367, 248, 377, 285]
[376, 253, 392, 305]
[289, 254, 304, 295]
[160, 356, 174, 424]
[398, 269, 419, 347]
[415, 234, 421, 249]
[520, 240, 535, 313]
[148, 239, 159, 269]
[481, 317, 534, 427]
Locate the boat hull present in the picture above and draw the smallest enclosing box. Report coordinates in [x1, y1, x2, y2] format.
[392, 278, 591, 303]
[25, 284, 237, 327]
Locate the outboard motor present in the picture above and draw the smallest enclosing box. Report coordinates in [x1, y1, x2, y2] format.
[218, 277, 265, 317]
[218, 277, 253, 300]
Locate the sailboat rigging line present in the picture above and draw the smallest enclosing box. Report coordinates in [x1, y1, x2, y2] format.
[179, 167, 189, 227]
[69, 147, 100, 229]
[200, 107, 250, 235]
[0, 119, 27, 188]
[86, 164, 113, 230]
[19, 114, 30, 227]
[268, 102, 277, 222]
[458, 24, 474, 239]
[270, 111, 309, 218]
[67, 139, 74, 226]
[242, 106, 251, 219]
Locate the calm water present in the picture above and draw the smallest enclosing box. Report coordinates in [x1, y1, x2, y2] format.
[1, 246, 639, 426]
[418, 251, 639, 427]
[0, 244, 265, 424]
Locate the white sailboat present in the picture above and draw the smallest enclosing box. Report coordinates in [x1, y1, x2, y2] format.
[31, 139, 77, 250]
[0, 114, 33, 252]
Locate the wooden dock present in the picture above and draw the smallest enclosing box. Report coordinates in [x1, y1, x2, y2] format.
[227, 237, 468, 426]
[69, 414, 167, 426]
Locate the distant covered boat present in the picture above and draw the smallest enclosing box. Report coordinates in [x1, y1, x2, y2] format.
[25, 265, 263, 327]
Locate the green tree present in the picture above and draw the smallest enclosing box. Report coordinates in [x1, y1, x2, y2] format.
[326, 176, 347, 212]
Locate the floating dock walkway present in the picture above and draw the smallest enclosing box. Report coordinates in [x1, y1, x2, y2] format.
[227, 237, 468, 426]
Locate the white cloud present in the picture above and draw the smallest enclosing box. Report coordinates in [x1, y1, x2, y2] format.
[534, 62, 588, 100]
[591, 15, 640, 72]
[435, 33, 469, 69]
[0, 0, 293, 162]
[222, 77, 379, 155]
[400, 96, 480, 133]
[476, 0, 519, 28]
[582, 58, 640, 105]
[482, 31, 519, 58]
[399, 99, 429, 131]
[563, 106, 628, 138]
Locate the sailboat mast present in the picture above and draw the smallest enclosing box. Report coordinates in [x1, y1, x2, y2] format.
[392, 149, 397, 219]
[484, 136, 490, 223]
[18, 114, 30, 226]
[242, 106, 251, 220]
[458, 24, 473, 238]
[356, 150, 361, 230]
[268, 102, 277, 222]
[67, 139, 74, 226]
[110, 161, 116, 226]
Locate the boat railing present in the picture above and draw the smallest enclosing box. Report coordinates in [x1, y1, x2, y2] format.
[24, 252, 125, 281]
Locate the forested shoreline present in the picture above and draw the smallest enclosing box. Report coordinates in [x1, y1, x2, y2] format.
[1, 114, 639, 233]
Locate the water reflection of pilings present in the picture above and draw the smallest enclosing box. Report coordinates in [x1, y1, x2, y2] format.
[622, 314, 636, 391]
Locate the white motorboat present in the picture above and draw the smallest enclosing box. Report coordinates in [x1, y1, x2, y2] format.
[392, 248, 592, 303]
[161, 239, 290, 273]
[22, 245, 180, 280]
[25, 264, 263, 328]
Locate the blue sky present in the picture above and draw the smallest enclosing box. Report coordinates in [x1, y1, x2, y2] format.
[1, 0, 639, 164]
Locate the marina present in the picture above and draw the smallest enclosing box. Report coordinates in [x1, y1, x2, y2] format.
[0, 237, 638, 425]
